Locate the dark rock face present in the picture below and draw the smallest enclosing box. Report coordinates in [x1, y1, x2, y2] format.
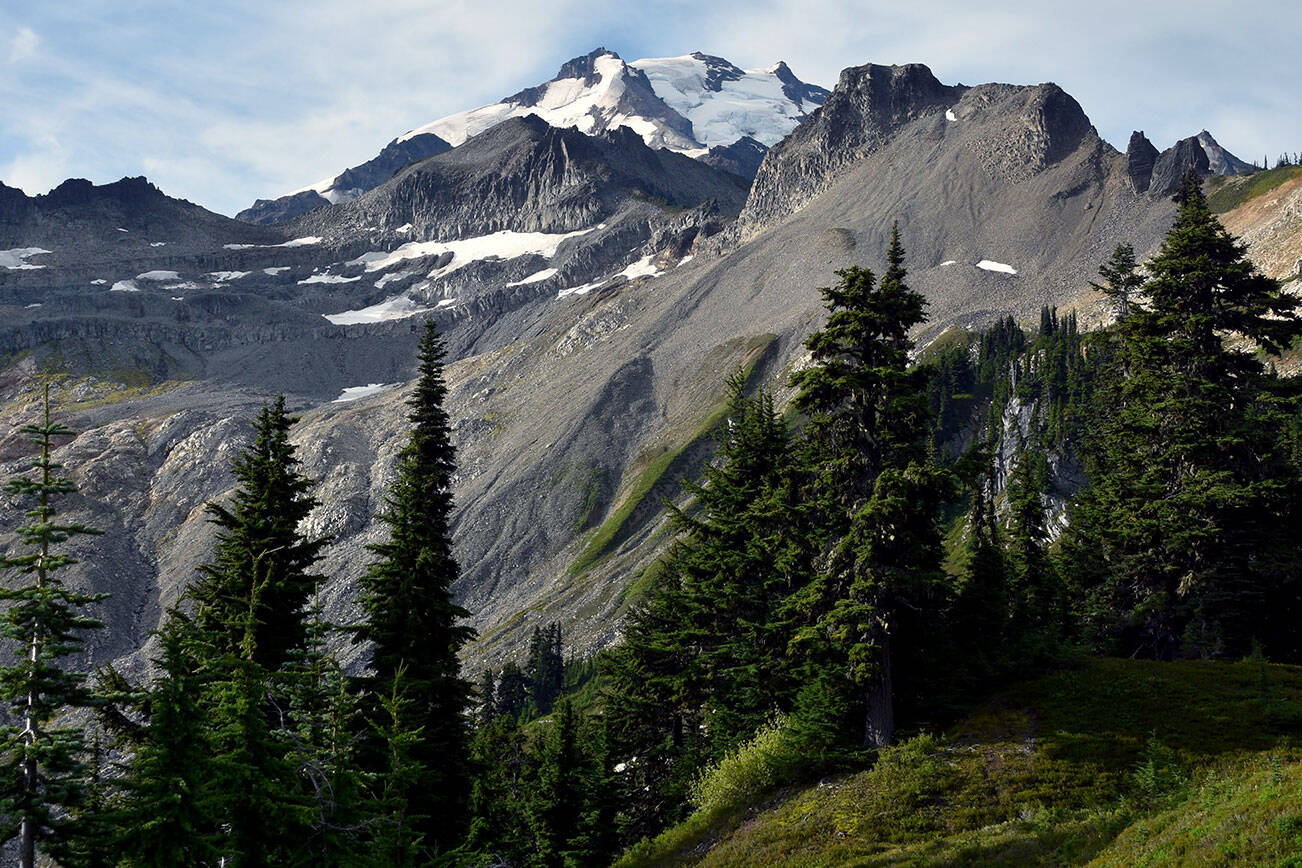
[690, 51, 746, 91]
[771, 60, 830, 109]
[237, 133, 453, 224]
[0, 176, 279, 255]
[290, 115, 750, 241]
[1149, 135, 1211, 198]
[237, 190, 330, 225]
[329, 133, 453, 200]
[699, 136, 768, 179]
[0, 182, 33, 223]
[739, 63, 965, 235]
[1127, 131, 1160, 194]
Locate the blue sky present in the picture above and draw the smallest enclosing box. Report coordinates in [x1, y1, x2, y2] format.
[2, 0, 1298, 216]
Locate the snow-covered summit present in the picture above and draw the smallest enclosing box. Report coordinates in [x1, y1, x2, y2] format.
[399, 48, 699, 152]
[397, 48, 828, 157]
[249, 49, 828, 221]
[630, 52, 828, 149]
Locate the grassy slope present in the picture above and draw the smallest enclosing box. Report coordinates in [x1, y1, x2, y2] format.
[618, 658, 1302, 867]
[1208, 166, 1302, 214]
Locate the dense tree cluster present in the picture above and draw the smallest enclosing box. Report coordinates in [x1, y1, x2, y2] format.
[2, 177, 1300, 866]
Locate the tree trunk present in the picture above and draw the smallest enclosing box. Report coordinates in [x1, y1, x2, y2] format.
[863, 626, 894, 749]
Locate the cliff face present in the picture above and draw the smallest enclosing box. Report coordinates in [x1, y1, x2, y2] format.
[739, 63, 965, 238]
[289, 116, 749, 242]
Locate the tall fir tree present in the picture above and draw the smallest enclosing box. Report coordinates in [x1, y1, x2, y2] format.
[1063, 174, 1302, 658]
[526, 623, 564, 716]
[787, 225, 950, 750]
[0, 388, 107, 868]
[116, 397, 330, 865]
[354, 320, 475, 852]
[189, 396, 327, 673]
[111, 616, 221, 866]
[603, 379, 801, 836]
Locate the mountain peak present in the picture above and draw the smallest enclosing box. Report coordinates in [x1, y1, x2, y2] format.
[1195, 129, 1253, 175]
[248, 48, 832, 219]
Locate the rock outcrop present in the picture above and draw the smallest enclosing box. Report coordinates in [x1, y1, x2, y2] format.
[1126, 131, 1160, 194]
[1149, 135, 1211, 198]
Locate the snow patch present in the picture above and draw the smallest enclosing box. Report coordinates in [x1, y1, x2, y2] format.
[150, 241, 166, 247]
[136, 270, 181, 281]
[332, 383, 395, 403]
[115, 227, 128, 233]
[616, 255, 662, 281]
[435, 298, 458, 308]
[323, 294, 432, 325]
[976, 260, 1017, 275]
[557, 279, 607, 299]
[208, 271, 251, 282]
[91, 279, 107, 285]
[939, 260, 957, 267]
[1, 247, 51, 270]
[505, 268, 558, 287]
[945, 109, 957, 122]
[263, 267, 290, 275]
[298, 273, 360, 285]
[375, 270, 417, 289]
[24, 303, 41, 309]
[677, 255, 694, 266]
[225, 236, 322, 250]
[395, 223, 413, 234]
[352, 228, 595, 275]
[110, 280, 140, 292]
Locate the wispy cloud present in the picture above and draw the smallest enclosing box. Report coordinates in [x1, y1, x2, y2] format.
[7, 26, 39, 64]
[1, 1, 1298, 216]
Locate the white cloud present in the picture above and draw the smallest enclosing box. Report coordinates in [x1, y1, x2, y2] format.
[8, 27, 38, 64]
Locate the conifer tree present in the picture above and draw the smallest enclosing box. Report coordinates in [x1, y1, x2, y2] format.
[528, 698, 585, 868]
[1093, 243, 1144, 321]
[466, 713, 530, 863]
[603, 379, 801, 834]
[1064, 174, 1302, 658]
[366, 668, 427, 867]
[475, 667, 497, 728]
[202, 568, 313, 867]
[354, 320, 475, 851]
[190, 396, 326, 673]
[1004, 449, 1061, 654]
[526, 623, 564, 715]
[788, 226, 949, 749]
[285, 594, 367, 865]
[112, 617, 220, 866]
[668, 379, 800, 752]
[495, 661, 528, 720]
[951, 456, 1008, 680]
[0, 388, 107, 868]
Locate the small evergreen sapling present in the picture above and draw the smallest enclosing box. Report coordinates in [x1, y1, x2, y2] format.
[0, 387, 107, 868]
